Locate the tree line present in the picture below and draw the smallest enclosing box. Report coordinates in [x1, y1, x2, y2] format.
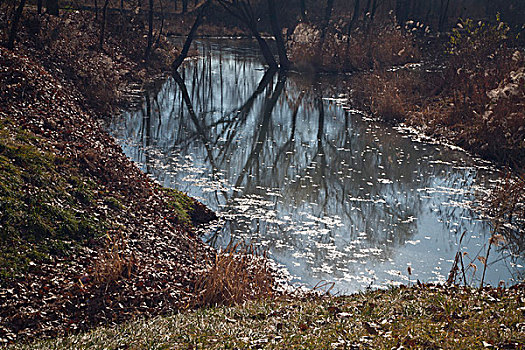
[3, 0, 524, 69]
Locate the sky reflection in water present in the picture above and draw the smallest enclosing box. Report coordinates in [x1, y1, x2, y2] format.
[109, 39, 524, 292]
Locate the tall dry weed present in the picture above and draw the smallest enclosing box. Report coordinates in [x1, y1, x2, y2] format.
[93, 231, 136, 287]
[486, 173, 525, 255]
[194, 243, 275, 306]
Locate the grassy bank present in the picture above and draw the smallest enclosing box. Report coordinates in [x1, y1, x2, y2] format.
[0, 117, 103, 281]
[11, 284, 525, 349]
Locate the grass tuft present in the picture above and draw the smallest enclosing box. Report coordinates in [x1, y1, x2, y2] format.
[194, 243, 276, 307]
[92, 231, 136, 287]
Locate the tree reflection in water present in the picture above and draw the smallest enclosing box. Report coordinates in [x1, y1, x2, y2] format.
[110, 39, 524, 292]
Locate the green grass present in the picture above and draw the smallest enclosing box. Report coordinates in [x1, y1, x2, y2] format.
[11, 285, 525, 349]
[0, 120, 103, 281]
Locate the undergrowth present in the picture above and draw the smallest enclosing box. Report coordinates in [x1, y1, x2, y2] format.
[350, 16, 525, 170]
[288, 17, 420, 72]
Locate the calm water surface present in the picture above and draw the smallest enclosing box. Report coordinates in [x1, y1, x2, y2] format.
[110, 39, 524, 292]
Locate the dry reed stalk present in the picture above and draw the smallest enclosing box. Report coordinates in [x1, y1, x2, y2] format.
[93, 231, 136, 287]
[194, 242, 275, 306]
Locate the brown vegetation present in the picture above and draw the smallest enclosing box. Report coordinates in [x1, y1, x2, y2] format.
[195, 243, 277, 307]
[289, 18, 421, 72]
[349, 17, 525, 170]
[0, 6, 220, 343]
[2, 7, 177, 116]
[92, 231, 137, 286]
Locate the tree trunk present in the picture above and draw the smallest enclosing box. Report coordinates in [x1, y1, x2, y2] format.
[182, 0, 187, 13]
[347, 0, 360, 43]
[299, 0, 306, 20]
[46, 0, 58, 15]
[318, 0, 334, 55]
[267, 0, 290, 69]
[145, 0, 154, 62]
[252, 28, 278, 69]
[363, 0, 371, 19]
[6, 0, 26, 50]
[99, 0, 110, 50]
[370, 0, 377, 22]
[37, 0, 42, 14]
[217, 0, 278, 69]
[438, 0, 450, 32]
[172, 0, 210, 71]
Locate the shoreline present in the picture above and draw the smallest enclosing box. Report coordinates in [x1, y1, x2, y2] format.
[1, 7, 524, 347]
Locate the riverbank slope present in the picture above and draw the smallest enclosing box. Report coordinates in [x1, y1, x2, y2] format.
[1, 8, 217, 343]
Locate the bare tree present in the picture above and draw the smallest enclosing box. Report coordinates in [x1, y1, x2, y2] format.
[172, 0, 211, 70]
[317, 0, 335, 56]
[347, 0, 360, 37]
[145, 0, 154, 61]
[99, 0, 110, 50]
[267, 0, 290, 68]
[438, 0, 450, 32]
[218, 0, 278, 69]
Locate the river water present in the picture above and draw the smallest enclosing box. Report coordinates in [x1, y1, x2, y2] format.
[109, 38, 524, 292]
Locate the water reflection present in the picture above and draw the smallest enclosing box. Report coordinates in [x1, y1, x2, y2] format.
[110, 39, 524, 292]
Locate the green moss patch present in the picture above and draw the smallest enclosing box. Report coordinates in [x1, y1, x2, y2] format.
[161, 188, 217, 227]
[0, 121, 103, 281]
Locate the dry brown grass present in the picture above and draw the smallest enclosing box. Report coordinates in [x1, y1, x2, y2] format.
[93, 231, 136, 286]
[486, 172, 525, 255]
[194, 243, 276, 307]
[288, 19, 420, 72]
[348, 18, 525, 169]
[351, 68, 443, 124]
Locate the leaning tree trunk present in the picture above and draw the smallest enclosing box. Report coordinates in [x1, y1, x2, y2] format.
[6, 0, 27, 50]
[267, 0, 290, 69]
[171, 0, 210, 71]
[217, 0, 278, 69]
[99, 0, 110, 50]
[251, 27, 278, 69]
